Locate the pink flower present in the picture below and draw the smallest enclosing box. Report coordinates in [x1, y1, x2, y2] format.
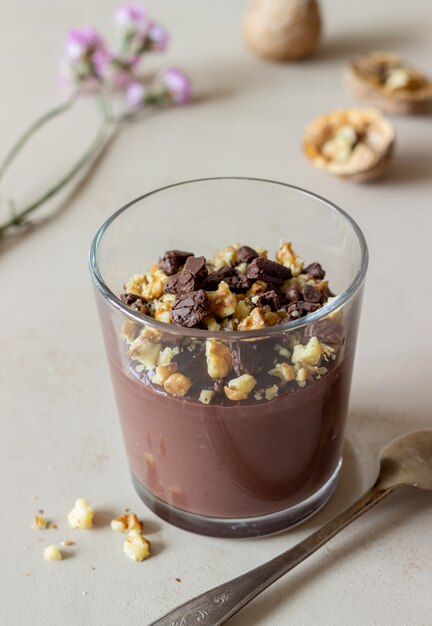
[161, 68, 191, 104]
[61, 27, 110, 85]
[126, 81, 146, 108]
[114, 4, 148, 30]
[147, 22, 169, 51]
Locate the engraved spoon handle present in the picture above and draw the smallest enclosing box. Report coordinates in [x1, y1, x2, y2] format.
[150, 483, 395, 626]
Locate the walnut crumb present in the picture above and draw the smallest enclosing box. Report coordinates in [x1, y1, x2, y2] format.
[33, 515, 46, 530]
[199, 390, 215, 405]
[111, 512, 143, 533]
[265, 385, 279, 400]
[68, 499, 94, 529]
[43, 545, 62, 561]
[224, 374, 257, 401]
[123, 530, 151, 562]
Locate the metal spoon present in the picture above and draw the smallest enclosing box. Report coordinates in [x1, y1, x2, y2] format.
[150, 429, 432, 626]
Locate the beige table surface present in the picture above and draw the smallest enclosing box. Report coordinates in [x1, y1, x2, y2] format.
[1, 1, 432, 624]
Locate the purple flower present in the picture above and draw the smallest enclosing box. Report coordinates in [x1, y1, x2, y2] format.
[114, 4, 148, 30]
[161, 68, 191, 104]
[126, 81, 147, 108]
[61, 27, 110, 85]
[147, 22, 169, 51]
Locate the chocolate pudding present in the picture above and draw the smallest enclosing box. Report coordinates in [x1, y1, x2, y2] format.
[108, 349, 353, 519]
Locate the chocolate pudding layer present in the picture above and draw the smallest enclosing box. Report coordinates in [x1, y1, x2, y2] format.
[108, 348, 354, 519]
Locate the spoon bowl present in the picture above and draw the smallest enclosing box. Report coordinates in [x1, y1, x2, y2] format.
[378, 429, 432, 491]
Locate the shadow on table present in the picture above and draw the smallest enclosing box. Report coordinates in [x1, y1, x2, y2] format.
[228, 407, 432, 625]
[385, 151, 432, 185]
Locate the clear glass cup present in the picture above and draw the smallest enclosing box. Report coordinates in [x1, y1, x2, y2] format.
[89, 177, 368, 538]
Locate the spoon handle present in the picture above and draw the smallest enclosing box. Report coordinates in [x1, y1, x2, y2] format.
[150, 483, 395, 626]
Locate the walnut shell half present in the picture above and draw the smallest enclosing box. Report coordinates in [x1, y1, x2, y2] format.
[345, 52, 432, 115]
[303, 108, 395, 182]
[243, 0, 321, 61]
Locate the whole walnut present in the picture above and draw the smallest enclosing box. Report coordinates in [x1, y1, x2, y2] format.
[243, 0, 321, 61]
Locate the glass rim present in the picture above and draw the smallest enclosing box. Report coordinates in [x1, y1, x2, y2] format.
[89, 176, 368, 339]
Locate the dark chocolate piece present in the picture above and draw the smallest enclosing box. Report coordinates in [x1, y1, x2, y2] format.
[285, 285, 301, 303]
[305, 319, 344, 344]
[204, 266, 234, 290]
[163, 271, 196, 294]
[297, 301, 321, 316]
[158, 250, 193, 275]
[183, 256, 208, 283]
[120, 293, 148, 314]
[246, 257, 292, 285]
[236, 245, 259, 264]
[230, 342, 263, 377]
[303, 262, 325, 280]
[302, 284, 322, 304]
[171, 290, 209, 328]
[256, 290, 280, 311]
[212, 378, 225, 395]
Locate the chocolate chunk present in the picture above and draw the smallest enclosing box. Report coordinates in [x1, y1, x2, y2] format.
[297, 301, 321, 316]
[205, 267, 250, 292]
[230, 342, 263, 377]
[236, 245, 259, 264]
[285, 285, 301, 303]
[303, 262, 325, 280]
[305, 319, 344, 344]
[246, 257, 292, 285]
[163, 271, 196, 294]
[256, 290, 280, 311]
[158, 250, 193, 275]
[171, 290, 209, 328]
[213, 378, 225, 395]
[302, 284, 322, 304]
[183, 256, 208, 283]
[120, 293, 148, 314]
[224, 270, 251, 292]
[204, 266, 234, 290]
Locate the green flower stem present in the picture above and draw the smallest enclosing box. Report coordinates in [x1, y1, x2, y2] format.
[0, 94, 77, 182]
[0, 116, 113, 239]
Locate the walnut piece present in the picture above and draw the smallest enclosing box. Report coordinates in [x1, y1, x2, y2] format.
[268, 362, 296, 382]
[111, 512, 143, 533]
[68, 499, 94, 529]
[205, 340, 232, 379]
[199, 390, 215, 405]
[275, 242, 304, 276]
[152, 363, 178, 386]
[128, 336, 162, 369]
[265, 385, 278, 400]
[345, 52, 432, 115]
[163, 373, 193, 396]
[304, 108, 395, 182]
[43, 545, 62, 561]
[212, 245, 239, 268]
[238, 307, 266, 331]
[224, 374, 257, 401]
[34, 514, 46, 530]
[292, 337, 322, 367]
[123, 530, 151, 562]
[207, 281, 237, 318]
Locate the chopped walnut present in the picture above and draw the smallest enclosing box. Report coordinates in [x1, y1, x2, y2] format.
[163, 373, 193, 396]
[212, 245, 239, 268]
[68, 499, 94, 530]
[33, 514, 46, 530]
[199, 390, 215, 405]
[204, 317, 222, 331]
[275, 241, 304, 276]
[224, 374, 257, 401]
[123, 530, 151, 562]
[140, 327, 163, 343]
[274, 344, 291, 358]
[152, 364, 177, 386]
[265, 385, 278, 400]
[264, 311, 280, 326]
[295, 366, 309, 387]
[247, 280, 268, 296]
[43, 545, 62, 561]
[207, 281, 237, 318]
[157, 346, 180, 366]
[238, 307, 266, 331]
[128, 337, 162, 369]
[154, 299, 173, 324]
[111, 512, 143, 533]
[268, 362, 296, 382]
[292, 337, 322, 367]
[254, 389, 265, 401]
[121, 319, 137, 342]
[235, 299, 253, 321]
[205, 340, 232, 379]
